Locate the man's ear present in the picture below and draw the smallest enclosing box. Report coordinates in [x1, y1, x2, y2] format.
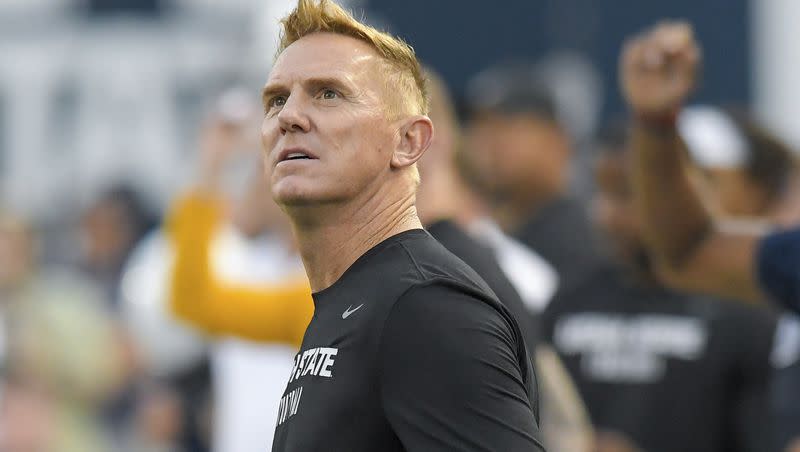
[391, 116, 434, 170]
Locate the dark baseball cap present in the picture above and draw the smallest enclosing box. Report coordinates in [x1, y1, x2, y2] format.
[465, 62, 558, 122]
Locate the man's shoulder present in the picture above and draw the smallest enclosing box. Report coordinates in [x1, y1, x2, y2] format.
[384, 278, 527, 363]
[325, 229, 494, 313]
[398, 229, 494, 290]
[356, 227, 494, 298]
[381, 279, 534, 402]
[339, 228, 513, 333]
[392, 279, 509, 326]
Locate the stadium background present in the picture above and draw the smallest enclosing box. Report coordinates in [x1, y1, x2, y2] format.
[0, 0, 767, 223]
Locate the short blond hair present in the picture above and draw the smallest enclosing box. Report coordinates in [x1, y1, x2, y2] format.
[278, 0, 428, 118]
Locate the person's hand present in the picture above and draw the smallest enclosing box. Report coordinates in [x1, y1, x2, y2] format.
[196, 88, 261, 192]
[620, 21, 701, 118]
[196, 118, 251, 191]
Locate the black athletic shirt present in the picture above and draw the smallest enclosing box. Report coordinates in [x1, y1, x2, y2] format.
[543, 265, 776, 452]
[271, 229, 544, 452]
[427, 219, 540, 350]
[512, 197, 604, 294]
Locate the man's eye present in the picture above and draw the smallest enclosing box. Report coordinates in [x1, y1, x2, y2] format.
[270, 96, 287, 108]
[321, 89, 338, 100]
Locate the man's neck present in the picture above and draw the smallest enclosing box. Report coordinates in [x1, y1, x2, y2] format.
[287, 187, 422, 293]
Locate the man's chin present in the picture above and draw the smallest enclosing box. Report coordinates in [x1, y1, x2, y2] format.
[272, 185, 332, 209]
[273, 191, 319, 208]
[272, 178, 314, 205]
[271, 179, 349, 215]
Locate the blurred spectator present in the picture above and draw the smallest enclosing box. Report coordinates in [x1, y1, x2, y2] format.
[541, 121, 777, 452]
[115, 228, 212, 452]
[417, 70, 541, 368]
[620, 22, 800, 452]
[79, 184, 157, 306]
[678, 107, 800, 450]
[462, 61, 605, 296]
[165, 103, 311, 452]
[122, 382, 186, 452]
[421, 69, 593, 452]
[0, 209, 127, 451]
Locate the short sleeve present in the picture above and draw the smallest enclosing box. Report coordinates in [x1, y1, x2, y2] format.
[378, 282, 545, 452]
[756, 228, 800, 313]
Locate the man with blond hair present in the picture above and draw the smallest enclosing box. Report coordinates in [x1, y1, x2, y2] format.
[261, 0, 544, 450]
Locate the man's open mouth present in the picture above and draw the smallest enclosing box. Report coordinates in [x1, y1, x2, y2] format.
[285, 152, 312, 161]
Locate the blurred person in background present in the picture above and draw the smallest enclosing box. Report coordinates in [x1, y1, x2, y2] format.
[78, 184, 158, 306]
[116, 87, 308, 452]
[462, 62, 606, 298]
[679, 106, 800, 452]
[621, 23, 800, 451]
[0, 209, 127, 452]
[78, 186, 189, 452]
[542, 120, 776, 452]
[420, 69, 592, 452]
[617, 19, 797, 323]
[121, 382, 187, 452]
[167, 98, 312, 452]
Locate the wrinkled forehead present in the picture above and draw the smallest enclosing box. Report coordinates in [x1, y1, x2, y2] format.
[267, 33, 383, 88]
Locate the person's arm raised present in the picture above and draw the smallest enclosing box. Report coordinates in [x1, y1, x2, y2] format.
[167, 116, 313, 345]
[621, 22, 765, 303]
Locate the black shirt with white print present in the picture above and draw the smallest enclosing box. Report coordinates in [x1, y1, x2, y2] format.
[271, 229, 544, 452]
[542, 264, 777, 452]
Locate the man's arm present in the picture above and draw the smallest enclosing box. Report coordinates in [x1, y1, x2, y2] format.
[621, 22, 765, 303]
[379, 283, 545, 451]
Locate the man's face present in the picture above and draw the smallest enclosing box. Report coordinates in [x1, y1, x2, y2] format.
[591, 152, 643, 264]
[464, 112, 566, 201]
[261, 33, 399, 207]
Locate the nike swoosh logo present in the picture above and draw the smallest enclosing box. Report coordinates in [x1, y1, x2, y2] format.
[342, 303, 364, 319]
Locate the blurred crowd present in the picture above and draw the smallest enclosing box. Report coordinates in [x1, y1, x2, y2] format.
[3, 1, 800, 452]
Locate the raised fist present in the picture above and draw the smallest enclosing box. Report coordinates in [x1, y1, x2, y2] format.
[620, 21, 701, 117]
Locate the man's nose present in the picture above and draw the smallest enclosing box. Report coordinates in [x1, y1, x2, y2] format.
[278, 94, 311, 135]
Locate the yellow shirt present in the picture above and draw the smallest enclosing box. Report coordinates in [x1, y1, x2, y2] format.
[166, 192, 313, 347]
